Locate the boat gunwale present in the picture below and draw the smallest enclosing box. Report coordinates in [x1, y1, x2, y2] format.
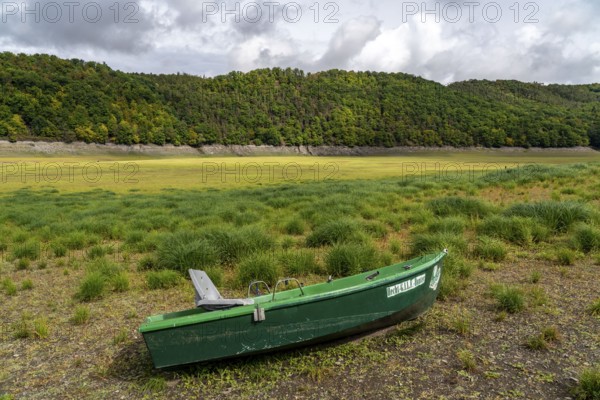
[139, 251, 446, 333]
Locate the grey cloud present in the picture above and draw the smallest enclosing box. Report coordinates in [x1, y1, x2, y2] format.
[168, 0, 280, 37]
[528, 41, 600, 83]
[318, 16, 381, 70]
[0, 0, 159, 53]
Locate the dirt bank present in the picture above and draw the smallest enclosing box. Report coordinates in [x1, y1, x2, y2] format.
[0, 140, 597, 157]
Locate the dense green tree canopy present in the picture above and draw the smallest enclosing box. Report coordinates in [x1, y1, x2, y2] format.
[1, 52, 599, 147]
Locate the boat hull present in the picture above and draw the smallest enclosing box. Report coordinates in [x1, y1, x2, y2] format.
[141, 252, 445, 368]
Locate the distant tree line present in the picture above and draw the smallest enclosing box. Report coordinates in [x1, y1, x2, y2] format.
[1, 52, 599, 148]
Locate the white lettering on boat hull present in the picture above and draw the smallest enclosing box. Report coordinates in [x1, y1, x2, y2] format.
[429, 264, 441, 291]
[386, 274, 426, 298]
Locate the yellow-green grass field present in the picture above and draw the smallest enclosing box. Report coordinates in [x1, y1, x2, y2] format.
[0, 149, 599, 193]
[1, 149, 599, 399]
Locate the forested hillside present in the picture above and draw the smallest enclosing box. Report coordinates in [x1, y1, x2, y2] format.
[1, 52, 599, 148]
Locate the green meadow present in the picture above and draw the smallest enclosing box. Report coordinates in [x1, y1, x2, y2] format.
[1, 150, 600, 399]
[0, 150, 598, 192]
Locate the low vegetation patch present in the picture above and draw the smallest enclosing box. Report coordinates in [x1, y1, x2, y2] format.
[237, 254, 280, 287]
[72, 306, 91, 325]
[284, 217, 306, 235]
[447, 308, 473, 336]
[410, 232, 467, 256]
[279, 250, 322, 276]
[504, 201, 592, 232]
[572, 365, 600, 400]
[146, 270, 181, 290]
[588, 299, 600, 317]
[86, 245, 108, 260]
[478, 216, 534, 245]
[573, 224, 600, 253]
[526, 326, 561, 351]
[21, 279, 33, 290]
[12, 315, 32, 339]
[456, 348, 477, 372]
[34, 319, 49, 339]
[2, 278, 17, 296]
[112, 272, 130, 293]
[325, 243, 379, 277]
[16, 258, 30, 271]
[203, 226, 274, 264]
[156, 231, 219, 273]
[428, 197, 492, 218]
[142, 377, 167, 393]
[490, 284, 525, 313]
[12, 241, 40, 261]
[474, 237, 507, 262]
[529, 270, 541, 284]
[306, 219, 365, 247]
[75, 272, 106, 302]
[556, 248, 577, 266]
[437, 254, 471, 300]
[427, 216, 467, 235]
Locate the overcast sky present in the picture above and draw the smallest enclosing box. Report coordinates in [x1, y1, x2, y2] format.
[1, 0, 599, 83]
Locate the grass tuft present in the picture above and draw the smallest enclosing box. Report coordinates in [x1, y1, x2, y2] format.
[203, 226, 274, 264]
[86, 245, 107, 260]
[428, 196, 492, 218]
[573, 224, 600, 253]
[504, 201, 591, 232]
[2, 278, 17, 296]
[146, 270, 181, 290]
[306, 219, 365, 247]
[556, 248, 576, 266]
[72, 306, 91, 325]
[447, 308, 473, 336]
[142, 377, 167, 393]
[75, 272, 106, 302]
[456, 348, 477, 372]
[572, 365, 600, 400]
[490, 284, 525, 313]
[526, 334, 549, 351]
[474, 237, 507, 262]
[12, 241, 40, 261]
[137, 255, 156, 271]
[428, 216, 467, 235]
[51, 242, 67, 258]
[33, 319, 49, 339]
[279, 250, 322, 276]
[156, 231, 219, 273]
[21, 279, 33, 290]
[111, 272, 130, 293]
[478, 216, 534, 245]
[325, 243, 378, 277]
[587, 299, 600, 317]
[410, 232, 467, 256]
[529, 270, 541, 284]
[12, 315, 32, 339]
[284, 217, 306, 235]
[237, 253, 280, 287]
[16, 258, 30, 271]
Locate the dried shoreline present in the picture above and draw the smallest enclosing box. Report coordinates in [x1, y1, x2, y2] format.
[0, 140, 597, 157]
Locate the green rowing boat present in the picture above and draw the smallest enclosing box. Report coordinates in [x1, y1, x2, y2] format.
[139, 250, 447, 368]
